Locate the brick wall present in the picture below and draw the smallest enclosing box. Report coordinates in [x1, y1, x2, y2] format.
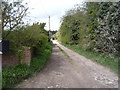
[21, 47, 32, 66]
[2, 47, 32, 67]
[2, 54, 20, 67]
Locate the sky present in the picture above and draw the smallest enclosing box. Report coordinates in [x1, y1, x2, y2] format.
[22, 0, 84, 31]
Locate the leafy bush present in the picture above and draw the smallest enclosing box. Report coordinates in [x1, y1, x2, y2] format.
[3, 23, 49, 56]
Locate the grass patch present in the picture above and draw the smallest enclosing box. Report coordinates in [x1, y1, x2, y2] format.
[62, 43, 118, 75]
[0, 72, 2, 90]
[2, 64, 31, 89]
[57, 46, 69, 57]
[2, 43, 52, 89]
[57, 46, 73, 64]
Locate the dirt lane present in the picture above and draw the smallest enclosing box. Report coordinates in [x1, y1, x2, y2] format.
[16, 41, 118, 88]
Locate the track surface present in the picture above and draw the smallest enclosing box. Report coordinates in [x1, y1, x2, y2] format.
[17, 41, 118, 88]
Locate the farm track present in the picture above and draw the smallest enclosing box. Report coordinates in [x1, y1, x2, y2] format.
[17, 41, 118, 88]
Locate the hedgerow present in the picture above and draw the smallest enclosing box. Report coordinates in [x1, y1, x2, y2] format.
[56, 2, 120, 57]
[2, 43, 52, 88]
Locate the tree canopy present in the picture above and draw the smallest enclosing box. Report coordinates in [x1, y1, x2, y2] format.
[2, 0, 28, 39]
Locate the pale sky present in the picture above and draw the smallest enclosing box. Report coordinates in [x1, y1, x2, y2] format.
[23, 0, 84, 31]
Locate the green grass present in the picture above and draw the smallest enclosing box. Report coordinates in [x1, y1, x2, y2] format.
[2, 64, 31, 89]
[57, 46, 69, 57]
[62, 43, 119, 75]
[57, 46, 73, 64]
[2, 43, 52, 89]
[0, 72, 2, 90]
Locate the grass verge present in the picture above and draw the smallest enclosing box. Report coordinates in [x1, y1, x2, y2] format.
[62, 43, 119, 75]
[0, 72, 2, 90]
[57, 46, 73, 64]
[57, 46, 69, 58]
[2, 43, 52, 89]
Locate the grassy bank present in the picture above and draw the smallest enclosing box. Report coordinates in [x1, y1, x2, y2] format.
[2, 43, 52, 89]
[62, 43, 118, 74]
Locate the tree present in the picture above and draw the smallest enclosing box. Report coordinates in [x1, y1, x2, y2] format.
[57, 5, 87, 44]
[2, 0, 28, 39]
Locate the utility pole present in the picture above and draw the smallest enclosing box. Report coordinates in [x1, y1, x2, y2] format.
[49, 16, 50, 32]
[0, 2, 2, 87]
[0, 1, 2, 40]
[49, 16, 51, 41]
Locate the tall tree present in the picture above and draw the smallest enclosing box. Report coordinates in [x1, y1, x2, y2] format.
[2, 0, 28, 39]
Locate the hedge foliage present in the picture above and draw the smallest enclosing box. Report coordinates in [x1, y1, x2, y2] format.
[3, 23, 49, 55]
[56, 2, 120, 57]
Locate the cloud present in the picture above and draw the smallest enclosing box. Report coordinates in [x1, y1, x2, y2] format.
[23, 0, 83, 30]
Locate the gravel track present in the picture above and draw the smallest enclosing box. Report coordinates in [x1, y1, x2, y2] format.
[16, 41, 118, 88]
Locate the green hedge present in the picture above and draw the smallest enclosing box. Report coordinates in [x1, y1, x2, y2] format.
[2, 43, 52, 88]
[56, 2, 119, 57]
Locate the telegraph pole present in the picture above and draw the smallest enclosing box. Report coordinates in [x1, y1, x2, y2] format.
[0, 2, 2, 87]
[0, 6, 1, 35]
[49, 16, 50, 32]
[49, 16, 51, 41]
